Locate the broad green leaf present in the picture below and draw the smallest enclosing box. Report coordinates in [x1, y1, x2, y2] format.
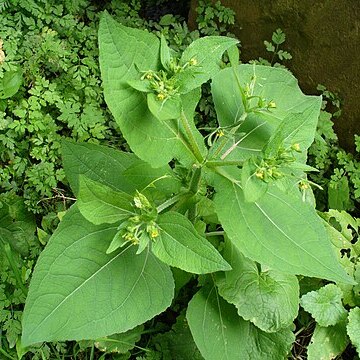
[172, 267, 193, 297]
[160, 34, 172, 71]
[77, 176, 134, 225]
[94, 325, 143, 354]
[152, 312, 203, 360]
[300, 284, 348, 326]
[62, 140, 136, 195]
[211, 65, 321, 161]
[328, 176, 351, 211]
[264, 109, 319, 158]
[227, 44, 239, 67]
[215, 240, 299, 332]
[22, 206, 174, 346]
[153, 212, 231, 274]
[0, 68, 23, 99]
[241, 157, 268, 202]
[147, 92, 182, 121]
[307, 321, 349, 360]
[320, 210, 359, 305]
[62, 141, 180, 197]
[347, 307, 360, 356]
[98, 13, 199, 166]
[186, 284, 295, 360]
[127, 79, 150, 93]
[213, 169, 354, 284]
[0, 195, 35, 256]
[176, 36, 239, 94]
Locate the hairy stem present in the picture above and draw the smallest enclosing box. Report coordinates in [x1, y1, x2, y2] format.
[180, 110, 204, 164]
[156, 193, 183, 213]
[206, 160, 244, 168]
[188, 166, 202, 222]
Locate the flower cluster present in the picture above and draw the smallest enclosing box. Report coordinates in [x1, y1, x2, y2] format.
[114, 191, 160, 254]
[255, 143, 301, 182]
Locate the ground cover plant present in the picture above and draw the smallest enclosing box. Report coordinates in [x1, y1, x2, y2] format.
[307, 88, 360, 215]
[19, 13, 359, 359]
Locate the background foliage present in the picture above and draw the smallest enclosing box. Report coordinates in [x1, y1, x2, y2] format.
[0, 0, 358, 359]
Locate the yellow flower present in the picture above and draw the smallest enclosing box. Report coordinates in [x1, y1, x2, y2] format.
[299, 181, 310, 190]
[255, 169, 265, 179]
[291, 143, 301, 152]
[157, 92, 166, 101]
[189, 58, 197, 66]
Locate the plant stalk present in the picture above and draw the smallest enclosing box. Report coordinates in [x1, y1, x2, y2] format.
[4, 243, 28, 297]
[0, 348, 16, 360]
[156, 193, 183, 213]
[206, 160, 244, 168]
[187, 166, 202, 222]
[180, 110, 204, 163]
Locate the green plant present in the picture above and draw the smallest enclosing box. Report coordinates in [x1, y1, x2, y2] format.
[0, 192, 69, 360]
[254, 28, 292, 67]
[196, 0, 236, 36]
[299, 210, 360, 359]
[20, 15, 357, 359]
[308, 85, 360, 214]
[0, 0, 136, 214]
[0, 0, 237, 215]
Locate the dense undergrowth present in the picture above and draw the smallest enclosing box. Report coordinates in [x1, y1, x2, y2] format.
[0, 0, 359, 359]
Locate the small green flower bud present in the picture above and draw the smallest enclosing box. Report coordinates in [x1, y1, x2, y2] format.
[157, 92, 166, 101]
[255, 169, 265, 179]
[268, 101, 276, 108]
[291, 143, 301, 152]
[134, 191, 151, 209]
[189, 58, 197, 66]
[299, 181, 310, 190]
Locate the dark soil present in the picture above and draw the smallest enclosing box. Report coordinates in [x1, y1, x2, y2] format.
[140, 0, 191, 21]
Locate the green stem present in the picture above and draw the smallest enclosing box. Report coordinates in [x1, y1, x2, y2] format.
[164, 118, 195, 156]
[89, 344, 94, 360]
[180, 110, 204, 163]
[206, 160, 244, 168]
[209, 123, 242, 160]
[156, 193, 183, 213]
[4, 243, 28, 297]
[189, 166, 202, 194]
[205, 231, 224, 237]
[0, 348, 16, 360]
[188, 166, 202, 222]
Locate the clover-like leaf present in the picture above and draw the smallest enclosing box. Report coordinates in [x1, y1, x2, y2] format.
[300, 284, 348, 326]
